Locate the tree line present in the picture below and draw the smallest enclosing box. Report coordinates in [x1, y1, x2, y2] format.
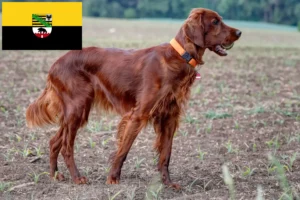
[1, 0, 299, 26]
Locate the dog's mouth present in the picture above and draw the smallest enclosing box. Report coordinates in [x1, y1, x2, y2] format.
[211, 43, 234, 56]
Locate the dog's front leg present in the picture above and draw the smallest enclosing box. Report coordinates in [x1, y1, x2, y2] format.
[154, 113, 181, 190]
[106, 110, 148, 184]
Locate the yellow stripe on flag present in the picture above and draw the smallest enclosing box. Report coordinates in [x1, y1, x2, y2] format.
[2, 2, 82, 26]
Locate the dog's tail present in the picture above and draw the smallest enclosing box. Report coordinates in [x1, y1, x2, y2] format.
[26, 80, 62, 128]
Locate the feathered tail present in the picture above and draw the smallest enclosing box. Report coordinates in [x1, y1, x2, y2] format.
[26, 82, 62, 128]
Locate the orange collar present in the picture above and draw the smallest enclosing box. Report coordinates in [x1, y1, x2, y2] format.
[170, 38, 197, 67]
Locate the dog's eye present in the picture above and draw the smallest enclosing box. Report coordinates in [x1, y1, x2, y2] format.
[213, 19, 219, 25]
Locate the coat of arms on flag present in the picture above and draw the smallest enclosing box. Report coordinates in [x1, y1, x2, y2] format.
[32, 14, 52, 39]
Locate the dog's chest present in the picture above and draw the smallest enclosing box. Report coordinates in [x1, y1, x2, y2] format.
[151, 72, 196, 117]
[174, 74, 196, 105]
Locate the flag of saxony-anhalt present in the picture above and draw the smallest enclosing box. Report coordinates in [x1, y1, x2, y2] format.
[2, 2, 82, 50]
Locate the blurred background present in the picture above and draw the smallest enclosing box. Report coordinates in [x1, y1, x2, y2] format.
[1, 0, 300, 28]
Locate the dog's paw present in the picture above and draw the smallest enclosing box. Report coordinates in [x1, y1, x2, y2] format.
[74, 176, 88, 184]
[167, 183, 181, 190]
[106, 176, 120, 185]
[163, 181, 181, 190]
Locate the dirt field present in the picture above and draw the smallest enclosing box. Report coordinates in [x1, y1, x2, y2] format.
[1, 16, 300, 200]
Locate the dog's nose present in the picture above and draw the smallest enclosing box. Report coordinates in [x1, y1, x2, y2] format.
[235, 30, 242, 38]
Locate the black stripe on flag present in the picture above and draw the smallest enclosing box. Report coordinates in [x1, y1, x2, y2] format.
[2, 26, 82, 50]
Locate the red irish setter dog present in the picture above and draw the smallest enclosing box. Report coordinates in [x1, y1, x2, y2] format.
[26, 8, 241, 188]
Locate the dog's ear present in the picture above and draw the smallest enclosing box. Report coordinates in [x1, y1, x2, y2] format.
[183, 10, 204, 48]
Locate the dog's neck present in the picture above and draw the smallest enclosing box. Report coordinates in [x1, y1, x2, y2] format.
[175, 29, 205, 65]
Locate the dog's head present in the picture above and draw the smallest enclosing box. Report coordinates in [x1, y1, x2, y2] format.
[183, 8, 241, 56]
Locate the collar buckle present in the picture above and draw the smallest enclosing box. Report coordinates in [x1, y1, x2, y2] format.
[181, 51, 193, 62]
[170, 38, 198, 67]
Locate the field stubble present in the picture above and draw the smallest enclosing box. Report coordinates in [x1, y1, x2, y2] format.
[0, 17, 300, 200]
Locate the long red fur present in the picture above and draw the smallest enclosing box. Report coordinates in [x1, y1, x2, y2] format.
[26, 8, 241, 187]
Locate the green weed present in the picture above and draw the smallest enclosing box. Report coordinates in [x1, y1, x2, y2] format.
[146, 184, 163, 200]
[252, 143, 257, 152]
[242, 166, 256, 178]
[3, 148, 16, 162]
[223, 140, 238, 154]
[29, 132, 36, 140]
[277, 110, 298, 117]
[21, 144, 32, 158]
[15, 134, 22, 142]
[86, 120, 103, 133]
[216, 81, 227, 93]
[284, 135, 295, 145]
[248, 106, 265, 115]
[185, 114, 196, 124]
[265, 136, 280, 150]
[282, 152, 298, 171]
[196, 147, 207, 160]
[187, 178, 199, 192]
[205, 110, 232, 120]
[180, 130, 189, 137]
[34, 146, 43, 157]
[195, 124, 201, 135]
[104, 166, 111, 174]
[205, 122, 213, 134]
[268, 155, 296, 199]
[0, 182, 12, 192]
[234, 120, 240, 129]
[192, 84, 203, 95]
[125, 187, 136, 200]
[29, 171, 49, 184]
[0, 106, 9, 119]
[101, 137, 111, 147]
[152, 156, 158, 165]
[105, 121, 114, 131]
[134, 157, 146, 169]
[88, 137, 96, 148]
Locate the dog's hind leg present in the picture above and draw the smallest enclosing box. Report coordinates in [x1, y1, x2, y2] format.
[61, 120, 87, 184]
[60, 95, 93, 184]
[49, 126, 64, 181]
[60, 88, 93, 184]
[60, 103, 92, 184]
